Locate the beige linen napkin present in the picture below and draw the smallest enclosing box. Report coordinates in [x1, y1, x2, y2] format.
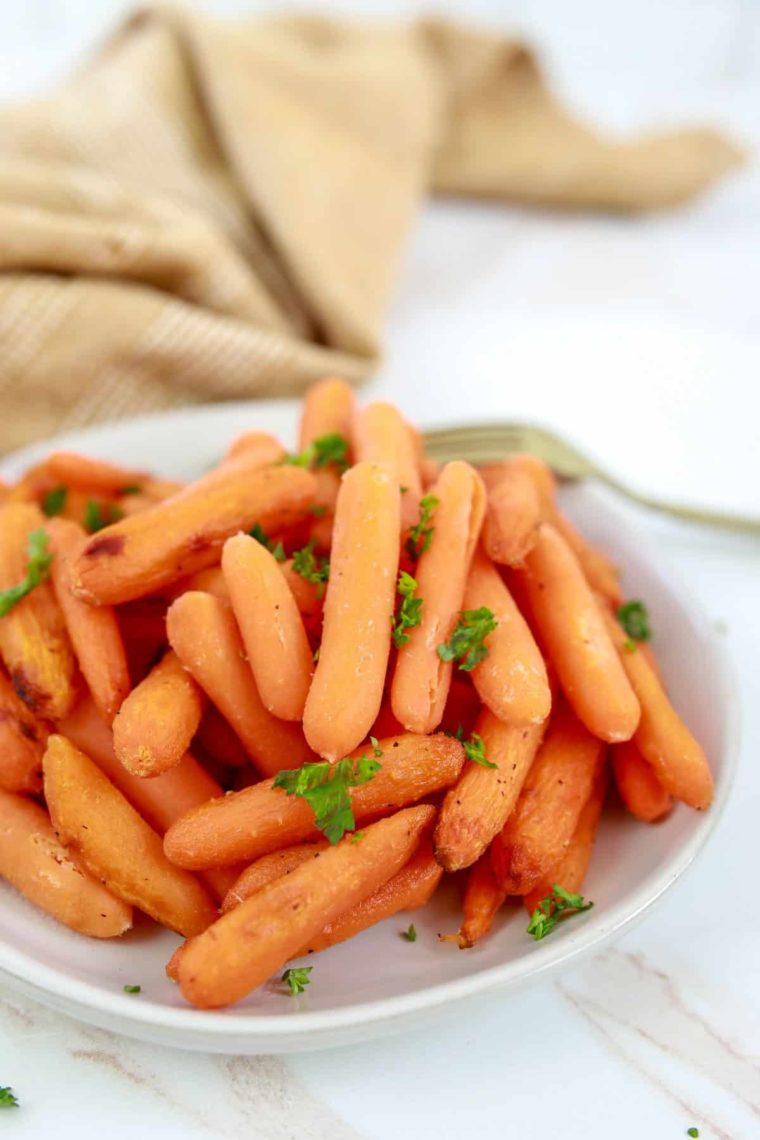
[0, 6, 742, 452]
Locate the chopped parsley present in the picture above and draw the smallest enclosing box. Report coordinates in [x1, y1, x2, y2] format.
[84, 499, 124, 534]
[405, 494, 439, 561]
[291, 539, 329, 595]
[527, 884, 593, 941]
[462, 732, 496, 769]
[392, 571, 423, 648]
[617, 600, 651, 644]
[0, 529, 53, 617]
[281, 967, 312, 996]
[120, 483, 142, 495]
[0, 1087, 18, 1108]
[686, 1130, 699, 1138]
[249, 523, 286, 562]
[123, 984, 141, 994]
[437, 607, 497, 672]
[350, 831, 364, 844]
[284, 433, 349, 473]
[41, 485, 67, 517]
[369, 735, 383, 758]
[402, 923, 417, 942]
[307, 503, 328, 518]
[273, 755, 381, 844]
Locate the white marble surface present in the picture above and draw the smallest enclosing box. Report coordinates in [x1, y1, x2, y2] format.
[1, 2, 760, 1137]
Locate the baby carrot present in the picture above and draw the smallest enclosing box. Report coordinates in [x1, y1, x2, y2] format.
[480, 460, 541, 567]
[520, 524, 639, 743]
[44, 734, 218, 937]
[177, 805, 434, 1008]
[0, 669, 46, 794]
[353, 402, 422, 531]
[113, 650, 205, 777]
[115, 598, 168, 683]
[71, 460, 316, 605]
[222, 842, 329, 912]
[223, 432, 286, 465]
[391, 461, 486, 734]
[600, 606, 713, 810]
[46, 517, 130, 723]
[463, 547, 550, 726]
[163, 732, 464, 869]
[298, 377, 356, 451]
[455, 854, 508, 948]
[0, 788, 133, 938]
[611, 740, 673, 822]
[222, 534, 313, 722]
[303, 463, 400, 760]
[194, 705, 250, 769]
[167, 591, 315, 775]
[279, 559, 324, 641]
[0, 503, 78, 720]
[42, 452, 146, 494]
[490, 702, 605, 895]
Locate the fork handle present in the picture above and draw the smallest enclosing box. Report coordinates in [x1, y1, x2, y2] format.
[599, 474, 760, 536]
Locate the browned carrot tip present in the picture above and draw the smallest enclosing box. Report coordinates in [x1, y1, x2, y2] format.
[113, 649, 205, 777]
[611, 740, 673, 823]
[0, 669, 47, 794]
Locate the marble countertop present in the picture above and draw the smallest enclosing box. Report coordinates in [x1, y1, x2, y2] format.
[1, 2, 759, 1138]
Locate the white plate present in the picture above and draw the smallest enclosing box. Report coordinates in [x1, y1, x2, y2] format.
[0, 401, 739, 1054]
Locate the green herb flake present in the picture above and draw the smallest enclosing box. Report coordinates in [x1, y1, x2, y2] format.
[292, 539, 329, 594]
[249, 523, 286, 562]
[281, 967, 312, 996]
[0, 1087, 18, 1108]
[41, 486, 67, 517]
[284, 433, 350, 474]
[369, 735, 383, 758]
[123, 984, 141, 994]
[350, 831, 364, 844]
[84, 499, 124, 534]
[402, 923, 417, 943]
[274, 755, 381, 844]
[437, 607, 497, 672]
[392, 570, 423, 648]
[120, 483, 142, 496]
[686, 1130, 699, 1138]
[462, 733, 496, 769]
[307, 503, 328, 518]
[527, 884, 593, 941]
[617, 600, 651, 643]
[0, 529, 53, 618]
[405, 494, 439, 561]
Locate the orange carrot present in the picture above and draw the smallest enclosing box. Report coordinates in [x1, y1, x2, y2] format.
[0, 788, 133, 938]
[113, 650, 205, 777]
[353, 402, 422, 531]
[71, 460, 316, 605]
[194, 705, 250, 769]
[279, 559, 324, 641]
[455, 854, 508, 948]
[391, 462, 486, 734]
[115, 598, 168, 683]
[42, 452, 146, 494]
[298, 377, 356, 452]
[437, 677, 481, 739]
[223, 432, 286, 465]
[178, 566, 229, 601]
[611, 740, 672, 822]
[46, 517, 130, 723]
[463, 547, 550, 726]
[167, 591, 315, 776]
[520, 524, 639, 743]
[0, 503, 78, 720]
[43, 735, 218, 937]
[490, 702, 605, 895]
[164, 732, 464, 869]
[600, 606, 713, 810]
[222, 842, 329, 913]
[0, 669, 46, 794]
[480, 460, 541, 567]
[222, 534, 313, 721]
[434, 710, 546, 872]
[304, 463, 400, 760]
[177, 805, 434, 1008]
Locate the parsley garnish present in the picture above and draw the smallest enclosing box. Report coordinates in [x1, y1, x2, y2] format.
[273, 755, 381, 844]
[392, 571, 423, 648]
[291, 539, 329, 595]
[123, 984, 141, 994]
[84, 499, 124, 534]
[462, 732, 496, 769]
[0, 529, 52, 617]
[405, 494, 439, 561]
[41, 486, 67, 517]
[281, 967, 312, 995]
[369, 735, 383, 758]
[284, 433, 349, 473]
[402, 924, 417, 942]
[527, 884, 593, 941]
[120, 483, 142, 495]
[437, 607, 497, 672]
[350, 831, 364, 844]
[686, 1130, 699, 1138]
[249, 523, 286, 562]
[0, 1087, 18, 1108]
[307, 503, 328, 518]
[617, 600, 651, 643]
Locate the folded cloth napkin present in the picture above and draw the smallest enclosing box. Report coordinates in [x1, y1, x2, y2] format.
[0, 5, 742, 452]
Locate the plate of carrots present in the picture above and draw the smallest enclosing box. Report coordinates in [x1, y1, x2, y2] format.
[0, 383, 736, 1053]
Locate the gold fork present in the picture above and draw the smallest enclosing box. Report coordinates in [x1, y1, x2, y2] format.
[422, 422, 760, 536]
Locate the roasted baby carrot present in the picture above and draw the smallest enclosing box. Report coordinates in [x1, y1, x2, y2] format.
[177, 805, 434, 1008]
[42, 452, 146, 494]
[480, 460, 541, 567]
[224, 431, 286, 465]
[113, 650, 205, 777]
[298, 377, 356, 451]
[600, 606, 713, 810]
[520, 524, 639, 743]
[0, 503, 78, 720]
[434, 710, 546, 872]
[194, 705, 250, 769]
[46, 517, 130, 723]
[353, 402, 422, 531]
[455, 854, 508, 948]
[490, 702, 605, 895]
[43, 734, 218, 937]
[463, 547, 550, 726]
[163, 732, 464, 869]
[391, 461, 486, 734]
[115, 598, 168, 683]
[0, 788, 133, 938]
[167, 591, 315, 776]
[71, 460, 316, 605]
[222, 534, 313, 721]
[303, 463, 400, 760]
[0, 669, 46, 794]
[611, 740, 672, 822]
[222, 842, 329, 913]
